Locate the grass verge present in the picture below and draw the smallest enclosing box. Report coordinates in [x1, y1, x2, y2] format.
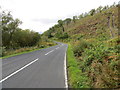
[1, 46, 51, 59]
[67, 44, 90, 88]
[1, 47, 45, 59]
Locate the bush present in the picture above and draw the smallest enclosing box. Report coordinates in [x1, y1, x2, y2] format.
[79, 39, 120, 88]
[82, 42, 113, 66]
[0, 47, 6, 57]
[72, 40, 91, 57]
[39, 45, 45, 48]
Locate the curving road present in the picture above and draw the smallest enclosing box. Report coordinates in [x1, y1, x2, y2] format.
[1, 43, 68, 88]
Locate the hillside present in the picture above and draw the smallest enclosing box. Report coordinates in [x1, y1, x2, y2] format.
[43, 4, 118, 40]
[43, 3, 120, 88]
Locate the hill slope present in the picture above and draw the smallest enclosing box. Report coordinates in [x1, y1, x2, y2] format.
[43, 4, 120, 88]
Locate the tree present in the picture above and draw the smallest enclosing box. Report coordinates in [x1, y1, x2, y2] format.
[64, 18, 71, 26]
[78, 13, 84, 19]
[13, 29, 41, 47]
[96, 6, 103, 13]
[58, 20, 65, 32]
[2, 11, 22, 48]
[2, 11, 41, 49]
[45, 30, 53, 38]
[55, 31, 62, 39]
[61, 32, 69, 39]
[73, 16, 77, 23]
[103, 6, 107, 11]
[89, 9, 95, 16]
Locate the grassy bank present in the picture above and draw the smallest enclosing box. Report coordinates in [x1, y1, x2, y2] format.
[1, 47, 46, 59]
[1, 41, 56, 59]
[71, 37, 120, 88]
[67, 44, 90, 88]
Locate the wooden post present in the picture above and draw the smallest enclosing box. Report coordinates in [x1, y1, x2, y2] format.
[107, 14, 114, 38]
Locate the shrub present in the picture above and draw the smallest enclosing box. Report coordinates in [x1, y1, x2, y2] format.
[82, 42, 111, 66]
[72, 40, 91, 57]
[79, 39, 120, 88]
[0, 47, 6, 57]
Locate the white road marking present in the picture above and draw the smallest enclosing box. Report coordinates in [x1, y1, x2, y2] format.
[45, 50, 54, 55]
[64, 50, 68, 88]
[61, 44, 64, 46]
[0, 58, 39, 83]
[55, 47, 59, 50]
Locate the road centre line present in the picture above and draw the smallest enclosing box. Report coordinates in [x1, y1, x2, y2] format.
[55, 47, 59, 50]
[0, 58, 39, 83]
[45, 46, 61, 56]
[45, 50, 54, 55]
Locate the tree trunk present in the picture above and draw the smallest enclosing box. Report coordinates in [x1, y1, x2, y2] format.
[62, 25, 64, 32]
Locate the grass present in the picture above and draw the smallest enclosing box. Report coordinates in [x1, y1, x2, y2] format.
[67, 44, 90, 88]
[1, 41, 57, 59]
[1, 46, 50, 59]
[71, 37, 120, 88]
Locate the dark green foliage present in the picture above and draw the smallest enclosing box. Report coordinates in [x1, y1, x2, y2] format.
[58, 19, 64, 32]
[2, 11, 41, 49]
[73, 16, 77, 23]
[89, 9, 96, 16]
[64, 18, 71, 25]
[55, 32, 69, 39]
[55, 31, 62, 39]
[77, 34, 84, 40]
[73, 38, 120, 88]
[73, 40, 91, 57]
[2, 12, 22, 48]
[60, 32, 69, 39]
[82, 42, 109, 66]
[44, 30, 53, 38]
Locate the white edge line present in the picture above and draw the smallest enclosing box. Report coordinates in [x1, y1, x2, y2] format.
[64, 50, 68, 88]
[0, 58, 39, 83]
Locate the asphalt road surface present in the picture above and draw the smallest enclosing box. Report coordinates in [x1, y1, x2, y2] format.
[1, 43, 68, 88]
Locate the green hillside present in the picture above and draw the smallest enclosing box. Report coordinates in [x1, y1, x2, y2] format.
[43, 3, 120, 88]
[43, 4, 118, 40]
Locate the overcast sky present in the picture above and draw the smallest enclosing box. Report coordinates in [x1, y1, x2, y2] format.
[1, 0, 119, 33]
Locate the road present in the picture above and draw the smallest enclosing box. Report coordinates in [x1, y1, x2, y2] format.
[1, 43, 68, 88]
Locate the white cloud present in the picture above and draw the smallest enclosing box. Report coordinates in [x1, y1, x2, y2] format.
[1, 0, 119, 33]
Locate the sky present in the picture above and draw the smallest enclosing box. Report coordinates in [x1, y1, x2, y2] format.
[1, 0, 119, 33]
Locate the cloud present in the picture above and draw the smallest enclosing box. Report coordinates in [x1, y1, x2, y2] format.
[1, 0, 119, 33]
[32, 18, 58, 24]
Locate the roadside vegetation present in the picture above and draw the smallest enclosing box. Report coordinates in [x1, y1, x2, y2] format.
[1, 11, 55, 58]
[43, 2, 120, 88]
[67, 44, 90, 88]
[1, 1, 119, 88]
[72, 37, 120, 88]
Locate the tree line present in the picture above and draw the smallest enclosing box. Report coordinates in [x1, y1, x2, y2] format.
[2, 11, 41, 49]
